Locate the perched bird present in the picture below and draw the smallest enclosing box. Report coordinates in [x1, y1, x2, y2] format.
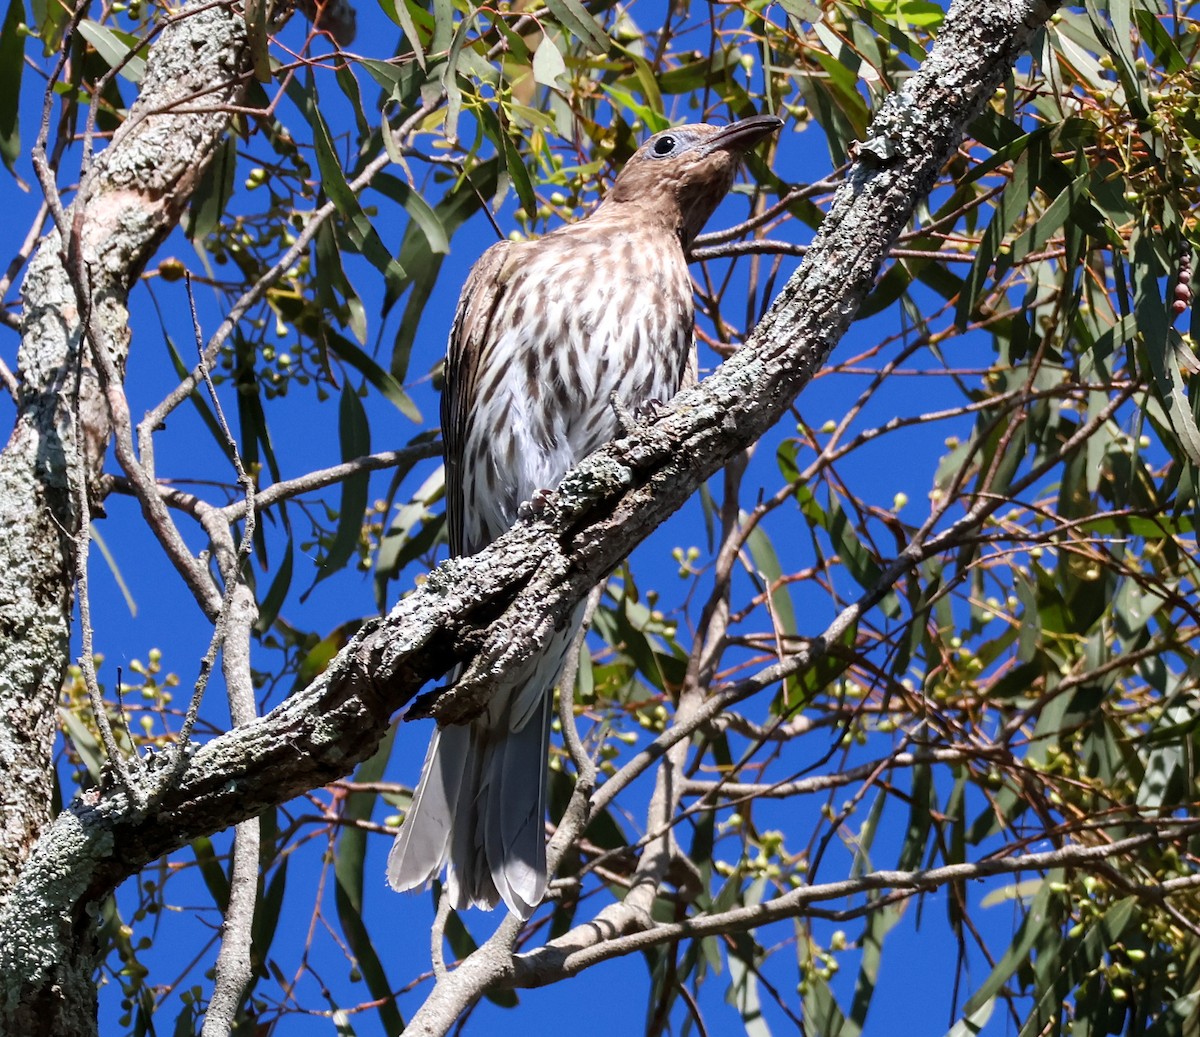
[388, 114, 783, 918]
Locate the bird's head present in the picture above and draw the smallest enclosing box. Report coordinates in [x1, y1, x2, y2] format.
[598, 114, 783, 247]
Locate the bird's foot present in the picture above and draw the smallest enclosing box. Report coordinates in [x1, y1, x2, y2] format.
[610, 392, 668, 436]
[636, 397, 668, 421]
[517, 488, 555, 521]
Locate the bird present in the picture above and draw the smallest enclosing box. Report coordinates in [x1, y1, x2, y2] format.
[387, 113, 784, 918]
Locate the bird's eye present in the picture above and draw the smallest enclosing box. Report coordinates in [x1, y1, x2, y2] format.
[652, 135, 677, 157]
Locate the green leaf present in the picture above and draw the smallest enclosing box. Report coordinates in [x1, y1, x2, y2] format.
[962, 876, 1058, 1016]
[29, 0, 68, 54]
[89, 524, 136, 617]
[335, 60, 370, 140]
[1134, 7, 1186, 74]
[440, 7, 483, 141]
[326, 328, 422, 421]
[160, 330, 232, 462]
[896, 760, 933, 872]
[372, 172, 449, 255]
[776, 0, 819, 23]
[185, 134, 237, 241]
[727, 949, 772, 1037]
[591, 588, 687, 693]
[542, 0, 609, 53]
[234, 337, 283, 485]
[244, 0, 271, 82]
[944, 999, 994, 1037]
[311, 384, 372, 586]
[389, 156, 501, 380]
[255, 538, 293, 633]
[744, 523, 797, 637]
[360, 57, 424, 103]
[373, 466, 445, 607]
[248, 849, 287, 1000]
[294, 619, 365, 689]
[848, 898, 902, 1035]
[0, 0, 23, 174]
[190, 837, 231, 912]
[1083, 0, 1146, 117]
[382, 0, 427, 66]
[532, 33, 567, 88]
[316, 219, 368, 344]
[800, 921, 848, 1035]
[1136, 702, 1192, 811]
[77, 19, 146, 82]
[310, 97, 406, 297]
[60, 708, 104, 783]
[478, 105, 537, 218]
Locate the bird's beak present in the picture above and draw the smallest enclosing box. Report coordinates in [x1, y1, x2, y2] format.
[701, 114, 784, 156]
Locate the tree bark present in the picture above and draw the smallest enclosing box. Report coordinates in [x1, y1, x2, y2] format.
[0, 2, 249, 1032]
[0, 0, 1059, 1032]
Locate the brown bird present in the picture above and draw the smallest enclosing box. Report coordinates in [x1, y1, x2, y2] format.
[387, 114, 783, 918]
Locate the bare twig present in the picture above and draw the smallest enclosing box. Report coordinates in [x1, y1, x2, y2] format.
[0, 359, 18, 401]
[189, 276, 263, 1036]
[68, 342, 142, 804]
[513, 823, 1200, 985]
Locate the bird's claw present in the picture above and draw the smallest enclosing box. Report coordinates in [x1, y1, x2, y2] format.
[636, 397, 668, 421]
[610, 392, 668, 437]
[517, 488, 554, 521]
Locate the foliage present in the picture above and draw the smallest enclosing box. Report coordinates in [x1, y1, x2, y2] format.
[5, 0, 1200, 1034]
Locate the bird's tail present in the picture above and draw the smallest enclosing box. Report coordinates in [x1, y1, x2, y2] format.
[387, 606, 584, 918]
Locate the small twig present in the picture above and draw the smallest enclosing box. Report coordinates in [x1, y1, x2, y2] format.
[0, 198, 52, 303]
[431, 888, 452, 979]
[176, 274, 258, 752]
[219, 443, 441, 519]
[556, 586, 601, 790]
[105, 443, 442, 520]
[0, 357, 18, 401]
[68, 318, 143, 804]
[692, 174, 845, 247]
[189, 274, 263, 1035]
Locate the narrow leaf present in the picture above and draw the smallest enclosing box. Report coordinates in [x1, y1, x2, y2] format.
[0, 0, 23, 174]
[310, 100, 405, 295]
[326, 329, 421, 421]
[543, 0, 608, 53]
[311, 384, 372, 587]
[77, 19, 146, 81]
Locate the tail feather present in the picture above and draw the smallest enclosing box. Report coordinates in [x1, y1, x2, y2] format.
[386, 725, 470, 893]
[389, 604, 586, 918]
[487, 695, 551, 914]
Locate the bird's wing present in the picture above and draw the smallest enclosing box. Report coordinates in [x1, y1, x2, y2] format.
[442, 240, 517, 557]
